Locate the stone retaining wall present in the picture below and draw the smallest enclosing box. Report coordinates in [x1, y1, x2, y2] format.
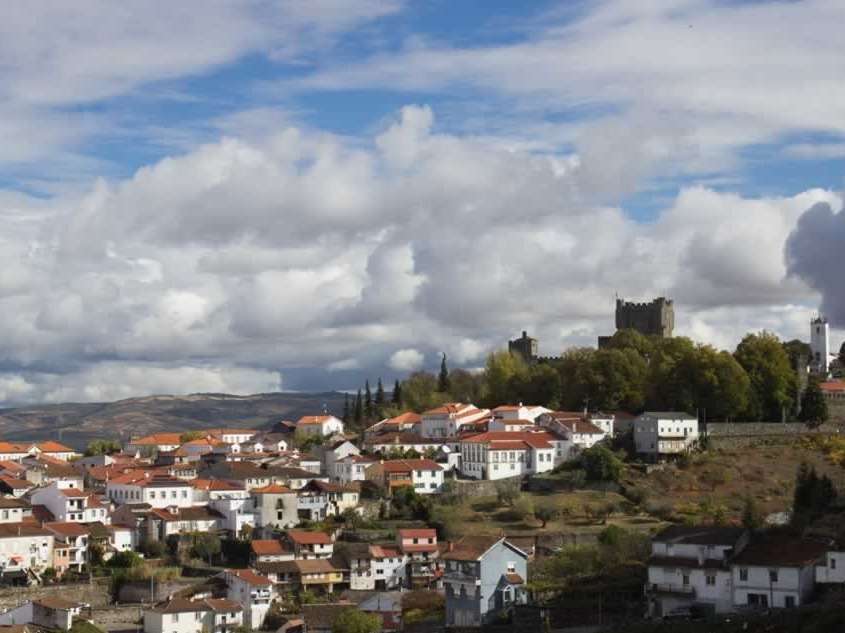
[704, 422, 841, 448]
[0, 580, 111, 610]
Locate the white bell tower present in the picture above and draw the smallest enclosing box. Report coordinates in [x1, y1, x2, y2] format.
[810, 316, 830, 376]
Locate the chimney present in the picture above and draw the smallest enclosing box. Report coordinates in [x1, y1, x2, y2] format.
[448, 541, 454, 552]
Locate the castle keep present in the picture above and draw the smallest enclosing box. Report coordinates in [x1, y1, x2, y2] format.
[614, 297, 674, 338]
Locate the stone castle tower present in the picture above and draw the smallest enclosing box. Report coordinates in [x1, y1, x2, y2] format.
[614, 297, 674, 338]
[509, 330, 538, 363]
[810, 316, 830, 376]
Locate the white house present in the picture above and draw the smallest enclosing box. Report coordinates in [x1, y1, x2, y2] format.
[296, 415, 344, 438]
[223, 568, 273, 630]
[0, 524, 54, 581]
[365, 433, 446, 456]
[816, 549, 845, 584]
[646, 525, 748, 617]
[491, 405, 550, 423]
[537, 413, 609, 461]
[459, 432, 556, 481]
[209, 490, 256, 537]
[420, 403, 490, 439]
[144, 598, 243, 633]
[331, 454, 376, 484]
[285, 529, 334, 560]
[731, 535, 828, 609]
[126, 433, 183, 455]
[0, 598, 86, 631]
[106, 471, 194, 508]
[0, 498, 30, 524]
[206, 429, 257, 445]
[634, 412, 699, 459]
[31, 483, 109, 524]
[366, 459, 444, 494]
[370, 545, 407, 590]
[320, 440, 360, 477]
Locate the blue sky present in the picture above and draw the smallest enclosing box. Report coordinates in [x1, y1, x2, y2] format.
[0, 0, 843, 401]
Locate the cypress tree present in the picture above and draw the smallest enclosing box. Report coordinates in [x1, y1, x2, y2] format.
[353, 389, 363, 424]
[364, 380, 373, 420]
[342, 393, 350, 424]
[798, 376, 829, 425]
[392, 380, 402, 407]
[438, 353, 450, 393]
[375, 378, 386, 417]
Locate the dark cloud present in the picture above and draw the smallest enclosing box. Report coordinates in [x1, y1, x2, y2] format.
[785, 201, 845, 326]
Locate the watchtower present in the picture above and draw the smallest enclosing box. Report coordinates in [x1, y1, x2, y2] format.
[509, 331, 538, 363]
[615, 297, 674, 338]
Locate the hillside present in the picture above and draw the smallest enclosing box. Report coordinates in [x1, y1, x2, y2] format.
[0, 391, 347, 450]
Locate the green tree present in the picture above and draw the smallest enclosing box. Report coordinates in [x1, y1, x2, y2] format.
[364, 380, 373, 420]
[734, 331, 796, 421]
[353, 389, 363, 424]
[482, 351, 528, 407]
[448, 368, 484, 404]
[438, 353, 451, 393]
[604, 328, 655, 357]
[495, 479, 522, 507]
[580, 445, 623, 482]
[84, 440, 122, 456]
[799, 375, 829, 425]
[107, 551, 143, 569]
[179, 431, 206, 443]
[332, 608, 381, 633]
[392, 379, 402, 407]
[534, 505, 560, 528]
[375, 378, 386, 417]
[400, 371, 449, 412]
[190, 532, 221, 563]
[342, 393, 350, 425]
[741, 496, 763, 530]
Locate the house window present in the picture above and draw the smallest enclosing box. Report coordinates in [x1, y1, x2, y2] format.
[739, 568, 748, 581]
[785, 595, 796, 608]
[705, 575, 716, 586]
[769, 570, 778, 583]
[682, 574, 689, 586]
[831, 558, 837, 569]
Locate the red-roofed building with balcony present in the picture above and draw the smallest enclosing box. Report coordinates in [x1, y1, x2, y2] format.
[365, 459, 444, 495]
[398, 528, 440, 588]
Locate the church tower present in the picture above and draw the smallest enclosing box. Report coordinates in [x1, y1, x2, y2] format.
[810, 316, 830, 376]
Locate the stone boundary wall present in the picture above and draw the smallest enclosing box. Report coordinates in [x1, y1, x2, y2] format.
[704, 422, 841, 448]
[0, 580, 111, 610]
[91, 605, 143, 627]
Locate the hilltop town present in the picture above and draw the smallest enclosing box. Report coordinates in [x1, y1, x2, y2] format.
[0, 303, 841, 633]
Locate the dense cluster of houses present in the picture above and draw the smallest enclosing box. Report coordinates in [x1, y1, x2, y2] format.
[0, 404, 839, 631]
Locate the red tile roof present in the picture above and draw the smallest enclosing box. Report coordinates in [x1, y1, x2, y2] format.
[251, 484, 293, 494]
[45, 522, 89, 537]
[297, 415, 336, 426]
[251, 540, 288, 556]
[226, 568, 272, 586]
[379, 459, 442, 473]
[287, 529, 332, 545]
[399, 528, 437, 539]
[36, 441, 76, 453]
[821, 381, 845, 393]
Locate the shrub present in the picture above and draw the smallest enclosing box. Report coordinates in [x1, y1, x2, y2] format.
[580, 445, 623, 482]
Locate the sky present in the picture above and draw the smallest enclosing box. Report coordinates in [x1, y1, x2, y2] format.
[1, 0, 844, 404]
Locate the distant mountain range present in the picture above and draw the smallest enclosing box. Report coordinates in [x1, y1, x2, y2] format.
[0, 392, 348, 450]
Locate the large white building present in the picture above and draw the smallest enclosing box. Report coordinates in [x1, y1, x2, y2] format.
[106, 471, 194, 508]
[646, 526, 748, 617]
[816, 549, 845, 585]
[295, 415, 344, 438]
[634, 412, 699, 459]
[458, 431, 557, 481]
[31, 483, 109, 524]
[731, 535, 828, 609]
[0, 524, 54, 581]
[144, 598, 243, 633]
[420, 403, 489, 439]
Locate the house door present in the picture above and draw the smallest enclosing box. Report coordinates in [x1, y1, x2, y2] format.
[748, 593, 768, 607]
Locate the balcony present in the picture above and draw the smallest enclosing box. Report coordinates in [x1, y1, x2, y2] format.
[648, 583, 696, 597]
[445, 571, 481, 585]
